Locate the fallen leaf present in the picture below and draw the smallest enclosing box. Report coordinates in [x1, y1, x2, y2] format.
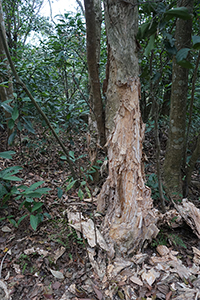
[93, 285, 103, 300]
[36, 248, 49, 257]
[130, 275, 143, 286]
[52, 281, 61, 290]
[43, 293, 54, 299]
[24, 247, 36, 255]
[157, 245, 170, 256]
[49, 269, 64, 279]
[166, 291, 172, 300]
[141, 268, 160, 286]
[1, 226, 12, 232]
[13, 264, 21, 274]
[53, 246, 65, 263]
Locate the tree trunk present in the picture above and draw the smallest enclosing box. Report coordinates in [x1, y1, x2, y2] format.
[163, 0, 193, 200]
[84, 0, 106, 152]
[0, 0, 14, 139]
[97, 0, 158, 257]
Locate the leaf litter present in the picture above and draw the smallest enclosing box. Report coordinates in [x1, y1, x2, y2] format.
[0, 130, 200, 299]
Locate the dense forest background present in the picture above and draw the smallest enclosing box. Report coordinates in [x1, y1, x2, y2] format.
[0, 0, 200, 299]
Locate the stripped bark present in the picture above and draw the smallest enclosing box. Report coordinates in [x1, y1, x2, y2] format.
[97, 0, 158, 257]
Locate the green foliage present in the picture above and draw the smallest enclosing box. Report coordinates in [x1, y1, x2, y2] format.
[164, 7, 191, 20]
[168, 234, 187, 249]
[151, 231, 168, 247]
[0, 152, 51, 230]
[176, 48, 193, 69]
[192, 35, 200, 50]
[146, 173, 159, 200]
[2, 0, 51, 53]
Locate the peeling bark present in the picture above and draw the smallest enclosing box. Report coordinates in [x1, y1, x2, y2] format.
[97, 0, 158, 257]
[173, 198, 200, 239]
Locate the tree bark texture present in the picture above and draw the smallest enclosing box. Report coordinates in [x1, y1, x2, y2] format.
[0, 0, 14, 137]
[98, 0, 158, 257]
[163, 0, 193, 199]
[84, 0, 106, 155]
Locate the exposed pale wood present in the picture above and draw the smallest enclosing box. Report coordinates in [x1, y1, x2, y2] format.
[98, 78, 159, 257]
[173, 198, 200, 239]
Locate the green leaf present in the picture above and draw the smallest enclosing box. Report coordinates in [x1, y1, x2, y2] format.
[78, 188, 84, 200]
[17, 121, 22, 131]
[176, 48, 190, 61]
[8, 119, 15, 130]
[177, 60, 193, 69]
[31, 202, 43, 212]
[137, 21, 158, 40]
[23, 188, 50, 198]
[24, 198, 34, 203]
[0, 151, 16, 159]
[164, 41, 177, 55]
[30, 215, 38, 231]
[164, 7, 191, 20]
[69, 150, 75, 159]
[144, 33, 155, 56]
[33, 187, 50, 194]
[57, 187, 63, 199]
[66, 180, 77, 192]
[0, 183, 7, 198]
[0, 81, 8, 87]
[3, 175, 23, 181]
[9, 218, 17, 227]
[60, 155, 67, 160]
[2, 165, 22, 173]
[192, 35, 200, 50]
[25, 181, 44, 191]
[12, 106, 19, 121]
[1, 103, 13, 114]
[17, 214, 28, 225]
[176, 48, 193, 69]
[85, 186, 91, 198]
[0, 99, 12, 105]
[24, 192, 42, 198]
[23, 118, 35, 134]
[8, 131, 16, 145]
[44, 212, 51, 219]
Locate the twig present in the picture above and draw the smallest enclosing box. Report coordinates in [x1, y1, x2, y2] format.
[0, 251, 8, 279]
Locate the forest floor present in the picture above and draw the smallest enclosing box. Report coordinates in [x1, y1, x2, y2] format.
[0, 127, 200, 300]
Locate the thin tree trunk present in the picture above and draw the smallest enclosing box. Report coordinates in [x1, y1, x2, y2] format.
[84, 0, 106, 150]
[0, 0, 14, 142]
[97, 0, 158, 257]
[163, 0, 193, 200]
[183, 51, 200, 194]
[186, 133, 200, 186]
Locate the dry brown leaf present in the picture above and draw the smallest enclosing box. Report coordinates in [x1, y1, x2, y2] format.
[130, 275, 143, 286]
[156, 245, 170, 256]
[141, 268, 160, 286]
[93, 285, 103, 300]
[53, 246, 65, 263]
[49, 269, 64, 279]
